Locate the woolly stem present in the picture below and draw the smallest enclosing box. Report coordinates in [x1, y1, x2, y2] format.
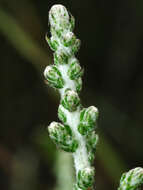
[44, 4, 98, 190]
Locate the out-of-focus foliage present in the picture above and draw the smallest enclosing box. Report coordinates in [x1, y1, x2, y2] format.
[0, 0, 143, 190]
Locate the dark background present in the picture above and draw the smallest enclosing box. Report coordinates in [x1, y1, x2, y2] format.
[0, 0, 143, 190]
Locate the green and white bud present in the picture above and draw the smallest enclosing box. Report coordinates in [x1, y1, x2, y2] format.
[54, 51, 69, 65]
[48, 122, 78, 152]
[68, 58, 83, 80]
[118, 167, 143, 190]
[61, 90, 80, 112]
[78, 106, 99, 135]
[58, 104, 67, 123]
[44, 65, 64, 88]
[77, 167, 95, 189]
[49, 5, 71, 33]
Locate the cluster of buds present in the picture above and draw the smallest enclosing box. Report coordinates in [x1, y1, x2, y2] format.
[44, 4, 99, 190]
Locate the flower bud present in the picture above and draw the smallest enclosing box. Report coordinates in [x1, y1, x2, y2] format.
[61, 90, 80, 112]
[49, 5, 70, 32]
[58, 104, 67, 123]
[77, 167, 95, 189]
[48, 122, 78, 152]
[78, 106, 99, 135]
[68, 58, 83, 80]
[118, 167, 143, 190]
[44, 65, 64, 88]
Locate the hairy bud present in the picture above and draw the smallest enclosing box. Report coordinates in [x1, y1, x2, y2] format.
[61, 90, 80, 112]
[118, 167, 143, 190]
[78, 106, 99, 135]
[48, 122, 78, 152]
[77, 167, 95, 189]
[44, 65, 64, 88]
[49, 5, 70, 32]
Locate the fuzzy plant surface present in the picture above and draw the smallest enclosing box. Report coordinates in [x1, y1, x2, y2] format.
[44, 4, 143, 190]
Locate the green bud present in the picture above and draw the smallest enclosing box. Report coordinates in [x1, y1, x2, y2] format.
[48, 122, 78, 152]
[44, 65, 64, 88]
[54, 51, 69, 65]
[68, 59, 83, 80]
[78, 106, 99, 135]
[49, 5, 71, 33]
[58, 104, 67, 123]
[61, 90, 80, 112]
[63, 32, 76, 47]
[118, 167, 143, 190]
[77, 167, 95, 189]
[75, 77, 82, 92]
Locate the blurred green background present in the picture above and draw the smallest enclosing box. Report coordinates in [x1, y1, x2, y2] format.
[0, 0, 143, 190]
